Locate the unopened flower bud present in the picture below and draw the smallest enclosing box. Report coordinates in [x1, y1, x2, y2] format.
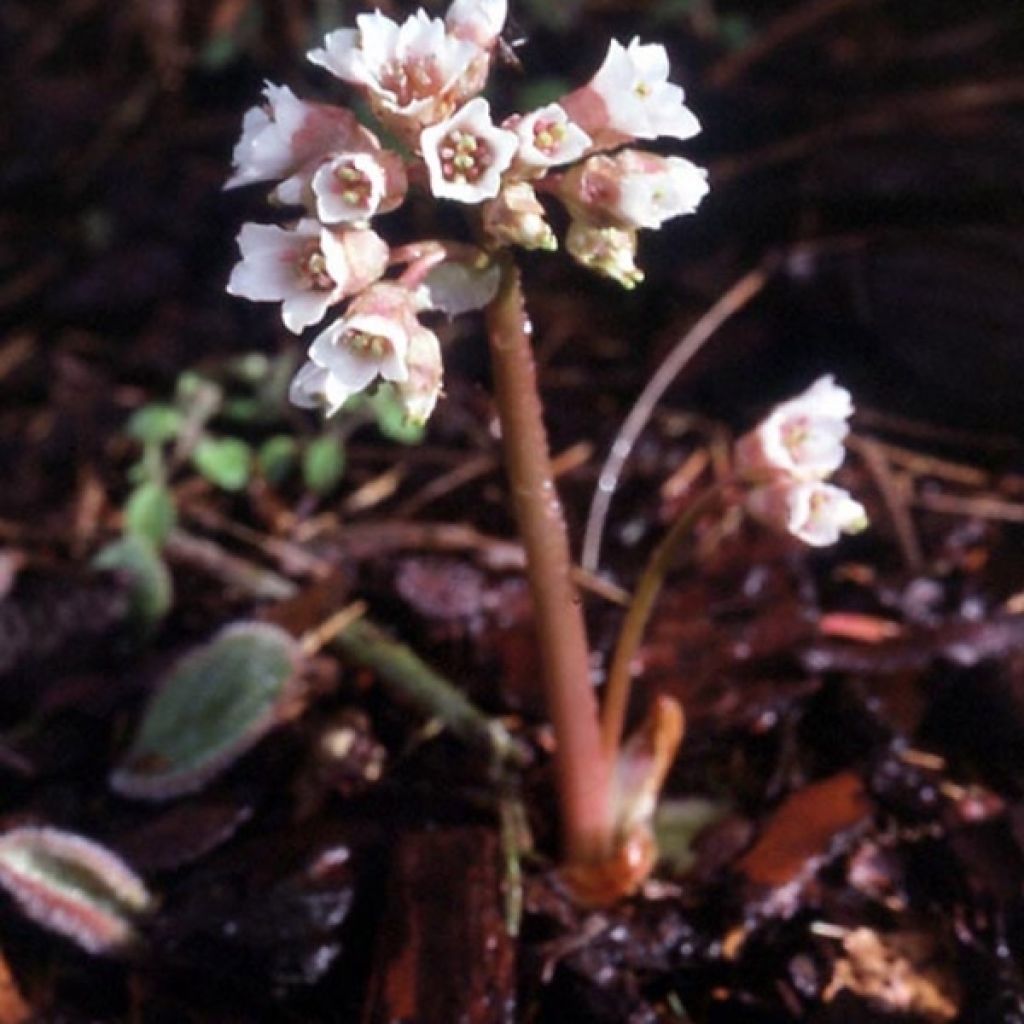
[482, 182, 556, 251]
[398, 326, 444, 424]
[566, 220, 643, 289]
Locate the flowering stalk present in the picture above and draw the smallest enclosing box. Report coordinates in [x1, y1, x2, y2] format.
[486, 259, 613, 865]
[601, 482, 726, 758]
[224, 0, 718, 896]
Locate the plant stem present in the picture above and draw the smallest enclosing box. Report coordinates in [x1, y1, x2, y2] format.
[485, 258, 613, 865]
[601, 483, 725, 758]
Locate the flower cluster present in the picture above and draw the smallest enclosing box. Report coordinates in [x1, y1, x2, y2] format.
[225, 0, 707, 422]
[735, 376, 868, 546]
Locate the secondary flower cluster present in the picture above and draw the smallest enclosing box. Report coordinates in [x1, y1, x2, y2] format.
[734, 376, 868, 546]
[225, 0, 708, 422]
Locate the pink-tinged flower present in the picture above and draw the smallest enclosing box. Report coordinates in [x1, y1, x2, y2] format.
[561, 39, 700, 149]
[507, 104, 591, 174]
[735, 376, 855, 483]
[227, 220, 389, 334]
[308, 11, 481, 134]
[311, 149, 408, 224]
[482, 182, 556, 251]
[558, 150, 708, 230]
[421, 98, 519, 203]
[289, 284, 423, 415]
[225, 83, 362, 190]
[445, 0, 507, 49]
[397, 325, 444, 424]
[565, 220, 643, 289]
[745, 480, 868, 547]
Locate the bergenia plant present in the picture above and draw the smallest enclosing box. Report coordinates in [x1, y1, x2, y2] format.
[225, 1, 864, 905]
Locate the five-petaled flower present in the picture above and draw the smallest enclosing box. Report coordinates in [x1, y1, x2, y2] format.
[227, 220, 389, 334]
[561, 38, 701, 150]
[308, 10, 482, 137]
[559, 150, 708, 231]
[310, 150, 408, 225]
[225, 83, 362, 191]
[508, 104, 592, 174]
[421, 97, 519, 203]
[289, 284, 429, 416]
[735, 376, 854, 483]
[745, 480, 868, 548]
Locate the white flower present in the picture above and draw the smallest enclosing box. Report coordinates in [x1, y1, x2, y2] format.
[446, 0, 507, 48]
[562, 39, 700, 148]
[617, 155, 708, 229]
[746, 481, 868, 547]
[227, 220, 389, 334]
[421, 98, 519, 203]
[565, 220, 643, 289]
[735, 376, 855, 482]
[308, 11, 481, 131]
[310, 150, 407, 224]
[225, 83, 360, 190]
[289, 284, 422, 415]
[509, 104, 591, 173]
[559, 150, 708, 231]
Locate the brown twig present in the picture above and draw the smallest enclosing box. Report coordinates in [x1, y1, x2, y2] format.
[849, 437, 924, 573]
[582, 263, 774, 573]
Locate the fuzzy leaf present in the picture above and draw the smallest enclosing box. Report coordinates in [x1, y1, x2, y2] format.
[258, 435, 299, 486]
[111, 622, 300, 800]
[0, 826, 151, 956]
[123, 482, 176, 547]
[125, 404, 183, 446]
[302, 435, 346, 495]
[192, 437, 252, 492]
[92, 535, 173, 632]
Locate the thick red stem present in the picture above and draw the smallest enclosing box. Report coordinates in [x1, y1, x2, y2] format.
[485, 259, 613, 865]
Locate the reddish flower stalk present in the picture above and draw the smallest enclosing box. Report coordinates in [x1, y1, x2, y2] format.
[485, 258, 614, 865]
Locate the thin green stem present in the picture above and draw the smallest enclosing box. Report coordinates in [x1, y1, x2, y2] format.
[485, 258, 613, 865]
[601, 483, 726, 758]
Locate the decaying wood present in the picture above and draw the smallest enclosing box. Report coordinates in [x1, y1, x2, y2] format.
[362, 827, 516, 1024]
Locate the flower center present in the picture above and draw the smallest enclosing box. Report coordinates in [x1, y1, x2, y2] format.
[634, 81, 652, 99]
[438, 130, 490, 184]
[381, 57, 443, 108]
[332, 160, 375, 208]
[299, 245, 334, 291]
[532, 118, 566, 157]
[346, 330, 391, 359]
[781, 417, 810, 460]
